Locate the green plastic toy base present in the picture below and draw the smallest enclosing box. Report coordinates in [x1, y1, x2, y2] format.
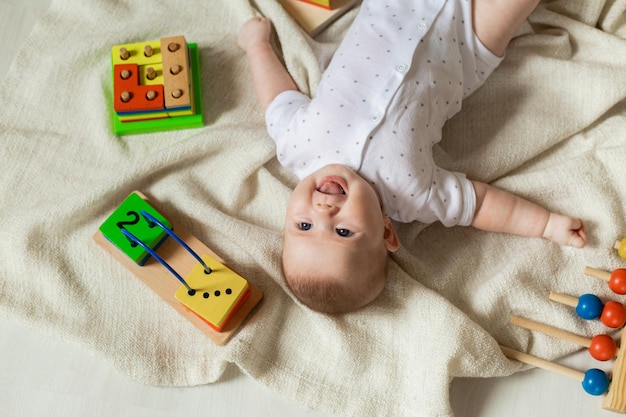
[112, 43, 204, 136]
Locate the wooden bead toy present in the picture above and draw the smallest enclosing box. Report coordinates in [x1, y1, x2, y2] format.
[502, 266, 626, 413]
[110, 36, 204, 135]
[94, 191, 263, 345]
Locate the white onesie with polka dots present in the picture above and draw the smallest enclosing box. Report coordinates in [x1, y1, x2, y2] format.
[266, 0, 502, 226]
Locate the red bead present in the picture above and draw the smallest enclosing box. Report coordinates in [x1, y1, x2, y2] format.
[600, 301, 626, 328]
[589, 334, 617, 361]
[609, 269, 626, 295]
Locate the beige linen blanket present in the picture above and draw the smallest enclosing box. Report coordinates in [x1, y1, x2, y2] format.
[2, 0, 626, 416]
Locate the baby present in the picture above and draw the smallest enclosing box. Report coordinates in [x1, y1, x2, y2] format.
[238, 0, 587, 314]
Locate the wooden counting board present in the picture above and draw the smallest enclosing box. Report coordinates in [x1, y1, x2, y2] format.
[94, 191, 263, 345]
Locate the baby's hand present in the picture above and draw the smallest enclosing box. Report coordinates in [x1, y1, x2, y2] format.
[542, 213, 587, 248]
[238, 16, 272, 52]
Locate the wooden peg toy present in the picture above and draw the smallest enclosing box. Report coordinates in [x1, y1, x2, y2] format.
[500, 345, 610, 396]
[549, 291, 626, 328]
[94, 191, 263, 345]
[586, 266, 626, 295]
[119, 47, 130, 60]
[615, 238, 626, 261]
[110, 35, 204, 135]
[510, 315, 618, 361]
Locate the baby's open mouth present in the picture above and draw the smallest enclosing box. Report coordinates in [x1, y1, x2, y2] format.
[317, 176, 347, 195]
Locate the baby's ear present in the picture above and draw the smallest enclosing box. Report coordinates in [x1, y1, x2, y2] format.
[383, 216, 400, 252]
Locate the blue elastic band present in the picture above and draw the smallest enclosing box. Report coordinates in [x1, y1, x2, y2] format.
[121, 228, 195, 294]
[140, 210, 212, 275]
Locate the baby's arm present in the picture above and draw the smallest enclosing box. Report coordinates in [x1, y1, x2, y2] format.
[238, 17, 298, 110]
[473, 0, 540, 57]
[470, 181, 587, 248]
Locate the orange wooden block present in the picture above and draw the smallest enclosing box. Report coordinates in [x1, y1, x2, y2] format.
[113, 63, 165, 113]
[94, 191, 263, 345]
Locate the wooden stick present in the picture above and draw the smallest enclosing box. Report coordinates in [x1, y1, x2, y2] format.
[585, 266, 611, 282]
[511, 315, 592, 348]
[500, 345, 585, 382]
[549, 291, 578, 308]
[603, 328, 626, 412]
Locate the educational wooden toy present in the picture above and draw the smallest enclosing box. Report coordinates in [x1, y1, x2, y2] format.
[501, 265, 626, 412]
[94, 191, 262, 345]
[300, 0, 332, 9]
[110, 36, 204, 135]
[279, 0, 358, 37]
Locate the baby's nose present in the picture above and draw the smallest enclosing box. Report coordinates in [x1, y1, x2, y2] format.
[314, 202, 339, 215]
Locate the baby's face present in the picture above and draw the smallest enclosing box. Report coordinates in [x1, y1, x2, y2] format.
[283, 164, 390, 278]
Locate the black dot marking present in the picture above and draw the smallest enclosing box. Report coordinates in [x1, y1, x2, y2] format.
[188, 289, 196, 296]
[203, 292, 209, 298]
[214, 290, 221, 297]
[226, 288, 232, 295]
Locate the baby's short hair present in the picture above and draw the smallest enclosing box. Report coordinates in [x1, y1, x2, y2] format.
[283, 256, 388, 314]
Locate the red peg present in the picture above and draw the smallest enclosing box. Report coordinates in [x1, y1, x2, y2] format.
[600, 301, 626, 328]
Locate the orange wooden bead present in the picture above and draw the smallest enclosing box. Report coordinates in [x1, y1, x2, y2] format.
[589, 334, 618, 361]
[601, 301, 626, 328]
[609, 268, 626, 295]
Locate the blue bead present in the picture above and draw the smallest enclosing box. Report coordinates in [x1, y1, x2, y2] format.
[576, 294, 604, 320]
[582, 369, 610, 396]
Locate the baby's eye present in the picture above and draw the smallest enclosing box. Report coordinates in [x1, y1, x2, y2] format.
[336, 228, 352, 237]
[298, 222, 312, 231]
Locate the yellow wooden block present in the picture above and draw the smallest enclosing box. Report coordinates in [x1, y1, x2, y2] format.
[118, 111, 169, 122]
[118, 100, 193, 122]
[175, 254, 249, 331]
[139, 62, 164, 85]
[112, 40, 162, 66]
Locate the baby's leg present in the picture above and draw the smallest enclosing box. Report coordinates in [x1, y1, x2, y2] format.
[472, 0, 540, 57]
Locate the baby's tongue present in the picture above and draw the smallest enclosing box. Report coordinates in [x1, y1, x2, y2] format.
[318, 180, 344, 195]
